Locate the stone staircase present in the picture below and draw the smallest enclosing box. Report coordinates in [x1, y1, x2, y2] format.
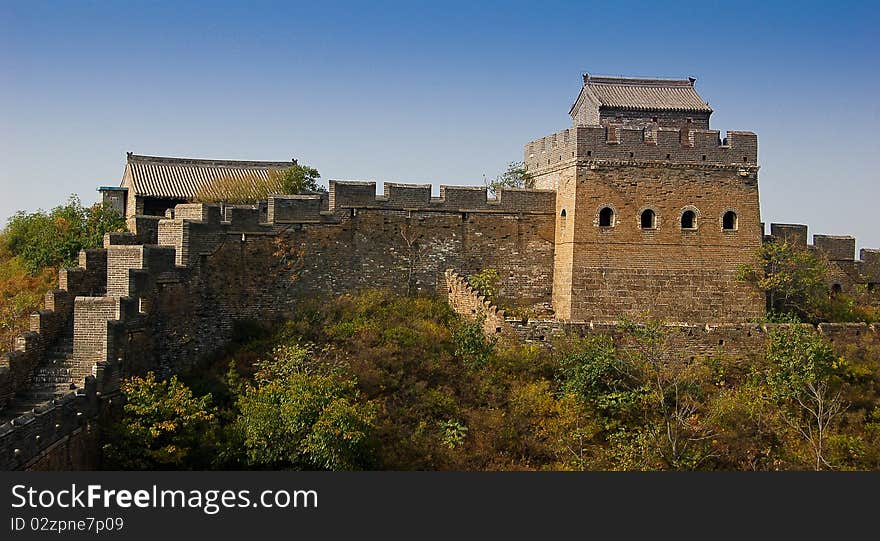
[0, 335, 86, 424]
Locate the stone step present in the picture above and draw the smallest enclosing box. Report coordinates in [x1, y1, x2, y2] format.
[0, 384, 76, 423]
[0, 398, 49, 422]
[30, 383, 78, 401]
[0, 331, 80, 424]
[33, 375, 73, 386]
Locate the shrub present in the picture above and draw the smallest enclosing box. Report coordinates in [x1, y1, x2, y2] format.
[468, 268, 500, 302]
[103, 373, 219, 469]
[452, 319, 495, 370]
[193, 163, 323, 204]
[233, 343, 376, 470]
[0, 254, 56, 349]
[486, 161, 534, 196]
[3, 196, 125, 274]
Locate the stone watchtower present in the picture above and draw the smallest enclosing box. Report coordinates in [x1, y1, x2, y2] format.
[525, 74, 764, 322]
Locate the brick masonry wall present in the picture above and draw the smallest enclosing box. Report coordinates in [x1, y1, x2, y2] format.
[445, 270, 878, 370]
[72, 297, 119, 374]
[597, 109, 711, 130]
[0, 252, 105, 410]
[444, 271, 876, 368]
[510, 318, 880, 363]
[4, 177, 875, 469]
[58, 249, 108, 298]
[534, 161, 764, 322]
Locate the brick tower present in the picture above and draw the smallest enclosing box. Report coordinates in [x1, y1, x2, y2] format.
[524, 74, 764, 322]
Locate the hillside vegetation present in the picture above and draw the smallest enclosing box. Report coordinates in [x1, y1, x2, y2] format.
[105, 290, 880, 471]
[0, 197, 125, 349]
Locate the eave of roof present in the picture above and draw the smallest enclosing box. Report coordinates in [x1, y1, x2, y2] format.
[570, 74, 713, 115]
[126, 152, 294, 169]
[123, 152, 295, 199]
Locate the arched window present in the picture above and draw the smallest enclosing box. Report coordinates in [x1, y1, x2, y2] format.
[640, 209, 656, 229]
[681, 210, 697, 230]
[831, 283, 843, 295]
[599, 207, 614, 227]
[560, 209, 567, 232]
[722, 211, 738, 231]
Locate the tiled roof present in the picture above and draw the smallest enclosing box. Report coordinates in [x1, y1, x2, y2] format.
[123, 153, 294, 199]
[575, 74, 713, 113]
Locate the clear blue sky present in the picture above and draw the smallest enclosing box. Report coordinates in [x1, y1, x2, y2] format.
[2, 1, 878, 251]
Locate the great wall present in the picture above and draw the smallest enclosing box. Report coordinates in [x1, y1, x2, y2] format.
[1, 178, 877, 469]
[2, 73, 878, 469]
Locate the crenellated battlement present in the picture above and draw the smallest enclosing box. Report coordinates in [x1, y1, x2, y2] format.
[444, 270, 513, 339]
[328, 180, 556, 213]
[767, 223, 880, 287]
[267, 195, 330, 223]
[12, 71, 880, 471]
[524, 125, 758, 172]
[0, 248, 110, 412]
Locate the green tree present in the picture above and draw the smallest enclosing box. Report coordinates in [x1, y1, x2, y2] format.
[452, 319, 495, 370]
[555, 335, 626, 404]
[468, 268, 500, 302]
[616, 319, 716, 469]
[3, 195, 125, 274]
[485, 161, 534, 196]
[233, 343, 376, 470]
[738, 240, 833, 322]
[103, 373, 219, 469]
[765, 325, 847, 470]
[274, 163, 322, 194]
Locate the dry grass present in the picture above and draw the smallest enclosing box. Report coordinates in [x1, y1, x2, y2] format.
[192, 171, 288, 204]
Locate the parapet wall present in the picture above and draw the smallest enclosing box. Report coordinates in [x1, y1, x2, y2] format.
[767, 223, 880, 291]
[0, 370, 115, 470]
[328, 181, 556, 214]
[267, 195, 326, 223]
[0, 297, 64, 408]
[16, 192, 555, 401]
[524, 125, 758, 172]
[445, 271, 878, 365]
[508, 317, 879, 356]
